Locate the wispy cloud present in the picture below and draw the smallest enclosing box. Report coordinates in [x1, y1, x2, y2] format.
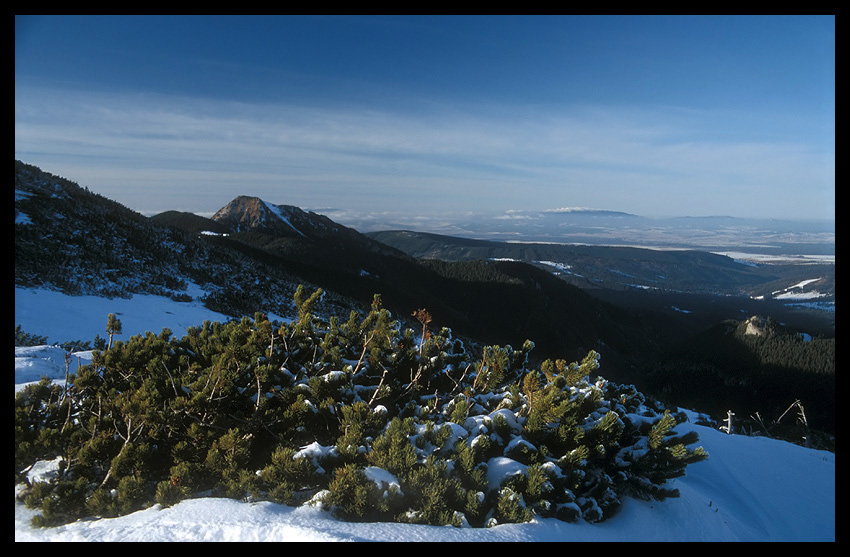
[14, 85, 834, 220]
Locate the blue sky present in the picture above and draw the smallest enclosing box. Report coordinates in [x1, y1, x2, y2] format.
[15, 15, 834, 224]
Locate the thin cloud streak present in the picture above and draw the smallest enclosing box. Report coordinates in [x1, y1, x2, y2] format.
[14, 86, 834, 220]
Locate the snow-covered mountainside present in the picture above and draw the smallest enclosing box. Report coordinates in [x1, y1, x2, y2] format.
[14, 161, 359, 321]
[13, 160, 835, 541]
[13, 288, 835, 542]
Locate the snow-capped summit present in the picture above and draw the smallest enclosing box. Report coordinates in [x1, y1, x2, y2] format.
[210, 195, 407, 261]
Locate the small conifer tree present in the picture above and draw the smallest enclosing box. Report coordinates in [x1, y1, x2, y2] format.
[106, 313, 122, 350]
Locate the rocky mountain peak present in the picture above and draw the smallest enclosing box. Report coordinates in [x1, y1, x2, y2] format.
[209, 196, 397, 256]
[211, 196, 314, 238]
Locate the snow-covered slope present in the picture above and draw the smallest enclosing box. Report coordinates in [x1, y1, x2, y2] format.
[14, 288, 835, 542]
[13, 402, 836, 541]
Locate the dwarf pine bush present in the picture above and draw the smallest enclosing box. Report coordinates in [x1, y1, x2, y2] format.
[15, 287, 707, 528]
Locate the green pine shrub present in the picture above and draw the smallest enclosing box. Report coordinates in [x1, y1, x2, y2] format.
[398, 455, 465, 526]
[326, 463, 402, 521]
[15, 286, 708, 528]
[491, 487, 533, 526]
[366, 417, 418, 476]
[86, 486, 121, 517]
[154, 477, 192, 508]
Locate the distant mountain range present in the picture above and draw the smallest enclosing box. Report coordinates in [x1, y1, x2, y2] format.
[509, 207, 641, 217]
[14, 160, 834, 431]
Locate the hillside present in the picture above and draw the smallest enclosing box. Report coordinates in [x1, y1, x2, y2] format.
[13, 290, 835, 541]
[15, 160, 834, 434]
[14, 162, 666, 380]
[150, 193, 689, 382]
[149, 210, 229, 235]
[14, 161, 350, 320]
[368, 229, 835, 342]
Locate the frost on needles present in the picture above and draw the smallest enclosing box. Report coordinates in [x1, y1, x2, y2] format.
[15, 286, 707, 528]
